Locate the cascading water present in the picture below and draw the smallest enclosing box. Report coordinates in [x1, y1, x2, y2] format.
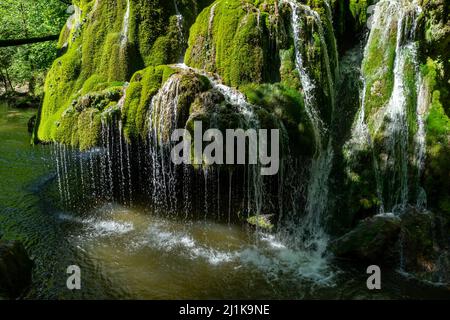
[414, 75, 428, 209]
[283, 0, 336, 252]
[43, 0, 348, 290]
[121, 0, 131, 46]
[173, 62, 265, 220]
[350, 0, 425, 214]
[147, 74, 183, 214]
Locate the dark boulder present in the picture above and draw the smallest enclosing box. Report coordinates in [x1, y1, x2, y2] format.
[399, 210, 450, 284]
[331, 208, 450, 286]
[330, 214, 401, 264]
[0, 240, 33, 299]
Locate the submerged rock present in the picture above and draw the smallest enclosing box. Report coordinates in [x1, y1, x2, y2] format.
[0, 240, 33, 299]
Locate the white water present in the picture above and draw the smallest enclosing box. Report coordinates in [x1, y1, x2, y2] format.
[147, 74, 183, 213]
[356, 0, 424, 214]
[283, 0, 336, 252]
[121, 0, 131, 47]
[173, 0, 186, 62]
[414, 76, 428, 209]
[58, 203, 334, 284]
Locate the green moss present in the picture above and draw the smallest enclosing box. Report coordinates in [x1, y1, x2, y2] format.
[37, 0, 211, 147]
[185, 0, 280, 87]
[420, 58, 450, 216]
[37, 41, 83, 142]
[242, 82, 315, 156]
[348, 0, 370, 26]
[122, 65, 176, 141]
[363, 20, 397, 120]
[403, 49, 419, 138]
[279, 48, 301, 90]
[247, 215, 274, 231]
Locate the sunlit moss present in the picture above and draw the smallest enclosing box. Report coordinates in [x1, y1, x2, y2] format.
[185, 0, 280, 87]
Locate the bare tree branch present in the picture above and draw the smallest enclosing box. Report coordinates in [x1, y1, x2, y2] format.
[0, 35, 59, 48]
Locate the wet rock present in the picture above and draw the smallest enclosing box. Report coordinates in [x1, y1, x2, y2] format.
[399, 209, 450, 284]
[330, 214, 401, 263]
[331, 208, 450, 286]
[0, 240, 33, 299]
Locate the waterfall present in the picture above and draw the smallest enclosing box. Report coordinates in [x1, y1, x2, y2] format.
[118, 120, 127, 204]
[174, 63, 265, 218]
[147, 74, 183, 213]
[205, 2, 219, 69]
[102, 117, 115, 202]
[121, 0, 131, 46]
[356, 0, 424, 214]
[174, 0, 186, 62]
[283, 0, 336, 251]
[65, 4, 82, 43]
[54, 144, 64, 205]
[414, 76, 428, 209]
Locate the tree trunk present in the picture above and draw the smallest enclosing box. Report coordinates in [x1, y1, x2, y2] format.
[4, 68, 14, 92]
[0, 35, 59, 48]
[0, 69, 8, 93]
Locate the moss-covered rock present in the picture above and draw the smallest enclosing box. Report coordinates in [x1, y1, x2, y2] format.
[421, 58, 450, 217]
[36, 0, 214, 146]
[185, 0, 281, 88]
[242, 82, 314, 156]
[122, 65, 176, 141]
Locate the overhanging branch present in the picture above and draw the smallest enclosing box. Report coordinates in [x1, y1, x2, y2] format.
[0, 35, 59, 48]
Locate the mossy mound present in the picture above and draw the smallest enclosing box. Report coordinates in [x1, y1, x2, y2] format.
[185, 0, 281, 88]
[36, 0, 214, 145]
[279, 0, 339, 127]
[54, 85, 124, 150]
[122, 65, 177, 141]
[242, 82, 314, 156]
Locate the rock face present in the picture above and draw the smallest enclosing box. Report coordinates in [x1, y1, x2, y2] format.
[0, 240, 33, 299]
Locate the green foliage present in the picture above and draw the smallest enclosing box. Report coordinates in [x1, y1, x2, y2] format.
[0, 0, 68, 96]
